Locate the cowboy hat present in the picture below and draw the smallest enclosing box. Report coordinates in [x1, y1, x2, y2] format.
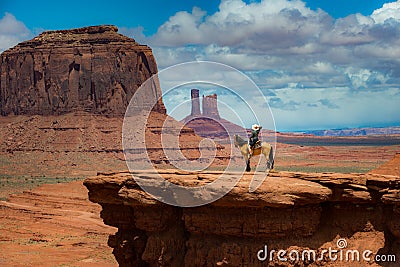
[252, 124, 261, 131]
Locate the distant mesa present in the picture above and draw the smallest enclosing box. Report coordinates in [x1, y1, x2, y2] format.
[306, 127, 400, 136]
[0, 25, 165, 116]
[182, 89, 245, 142]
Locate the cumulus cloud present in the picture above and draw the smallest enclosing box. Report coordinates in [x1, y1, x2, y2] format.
[151, 7, 207, 46]
[0, 13, 31, 52]
[119, 26, 147, 44]
[371, 0, 400, 24]
[151, 0, 330, 50]
[147, 0, 400, 90]
[320, 14, 375, 46]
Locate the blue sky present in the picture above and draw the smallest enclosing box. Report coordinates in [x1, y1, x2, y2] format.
[0, 0, 394, 33]
[1, 0, 400, 131]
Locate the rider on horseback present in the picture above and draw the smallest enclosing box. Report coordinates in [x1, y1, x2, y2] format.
[249, 124, 262, 155]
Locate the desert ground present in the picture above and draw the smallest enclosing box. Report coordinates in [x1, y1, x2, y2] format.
[0, 124, 399, 265]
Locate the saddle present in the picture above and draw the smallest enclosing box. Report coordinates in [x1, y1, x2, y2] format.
[252, 140, 261, 149]
[248, 140, 261, 154]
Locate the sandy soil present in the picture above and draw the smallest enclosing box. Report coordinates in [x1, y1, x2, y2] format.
[369, 152, 400, 177]
[275, 142, 400, 173]
[0, 181, 117, 267]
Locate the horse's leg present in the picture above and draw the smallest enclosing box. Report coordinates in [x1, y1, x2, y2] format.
[246, 159, 251, 172]
[265, 145, 274, 172]
[242, 148, 251, 172]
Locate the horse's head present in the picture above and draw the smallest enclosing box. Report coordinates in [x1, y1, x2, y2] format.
[233, 135, 239, 148]
[234, 134, 248, 148]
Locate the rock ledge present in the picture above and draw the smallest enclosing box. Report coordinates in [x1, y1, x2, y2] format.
[85, 170, 400, 266]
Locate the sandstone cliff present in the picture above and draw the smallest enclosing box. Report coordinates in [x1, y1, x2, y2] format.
[85, 170, 400, 266]
[0, 25, 165, 115]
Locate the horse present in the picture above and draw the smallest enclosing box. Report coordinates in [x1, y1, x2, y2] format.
[234, 135, 274, 172]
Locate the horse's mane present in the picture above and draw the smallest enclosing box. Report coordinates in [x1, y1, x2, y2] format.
[234, 135, 248, 147]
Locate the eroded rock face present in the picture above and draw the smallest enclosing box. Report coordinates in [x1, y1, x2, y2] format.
[190, 89, 201, 116]
[84, 170, 400, 266]
[202, 93, 220, 119]
[0, 25, 165, 115]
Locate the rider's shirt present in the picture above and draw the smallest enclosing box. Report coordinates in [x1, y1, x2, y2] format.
[249, 127, 262, 147]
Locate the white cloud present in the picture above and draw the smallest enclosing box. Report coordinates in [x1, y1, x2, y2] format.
[147, 0, 400, 92]
[320, 14, 375, 46]
[303, 61, 337, 74]
[118, 26, 147, 44]
[0, 13, 31, 52]
[151, 0, 330, 49]
[151, 7, 207, 46]
[371, 0, 400, 24]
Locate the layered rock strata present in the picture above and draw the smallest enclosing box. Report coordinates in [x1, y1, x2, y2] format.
[85, 170, 400, 266]
[0, 112, 234, 170]
[202, 93, 220, 119]
[0, 25, 165, 115]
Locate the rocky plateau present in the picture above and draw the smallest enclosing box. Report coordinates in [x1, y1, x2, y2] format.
[85, 168, 400, 266]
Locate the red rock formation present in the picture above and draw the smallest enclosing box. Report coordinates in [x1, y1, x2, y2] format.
[85, 170, 400, 266]
[190, 89, 201, 116]
[202, 93, 220, 119]
[0, 25, 165, 115]
[183, 117, 246, 143]
[183, 90, 247, 143]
